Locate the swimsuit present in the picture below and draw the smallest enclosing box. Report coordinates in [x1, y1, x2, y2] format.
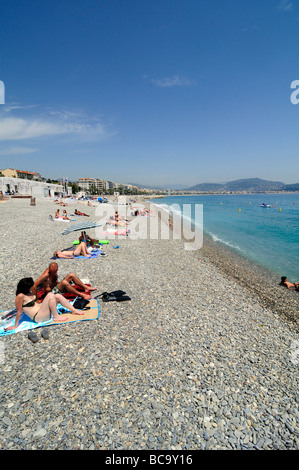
[23, 296, 37, 308]
[23, 296, 40, 323]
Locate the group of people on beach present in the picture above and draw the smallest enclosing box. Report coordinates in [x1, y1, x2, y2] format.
[5, 198, 122, 334]
[51, 208, 90, 221]
[53, 231, 101, 259]
[4, 199, 137, 336]
[5, 262, 97, 332]
[6, 199, 101, 333]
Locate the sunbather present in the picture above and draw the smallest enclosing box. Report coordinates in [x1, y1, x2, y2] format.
[62, 210, 70, 220]
[74, 209, 90, 217]
[280, 276, 299, 290]
[5, 277, 84, 331]
[32, 262, 97, 301]
[53, 242, 91, 259]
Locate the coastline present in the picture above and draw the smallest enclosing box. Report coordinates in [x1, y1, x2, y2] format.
[200, 233, 299, 328]
[0, 197, 298, 450]
[149, 198, 299, 329]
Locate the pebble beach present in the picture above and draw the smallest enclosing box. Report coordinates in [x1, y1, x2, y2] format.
[0, 197, 298, 451]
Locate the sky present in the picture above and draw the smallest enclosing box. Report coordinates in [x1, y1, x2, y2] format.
[0, 0, 299, 188]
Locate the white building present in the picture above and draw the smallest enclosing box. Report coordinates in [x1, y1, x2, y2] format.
[77, 177, 109, 193]
[0, 176, 64, 198]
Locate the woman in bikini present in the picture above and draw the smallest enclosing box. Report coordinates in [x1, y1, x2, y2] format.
[53, 241, 91, 259]
[5, 277, 84, 331]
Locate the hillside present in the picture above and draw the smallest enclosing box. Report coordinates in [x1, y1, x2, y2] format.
[186, 178, 292, 192]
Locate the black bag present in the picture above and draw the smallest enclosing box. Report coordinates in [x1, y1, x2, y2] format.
[72, 297, 90, 309]
[97, 290, 131, 302]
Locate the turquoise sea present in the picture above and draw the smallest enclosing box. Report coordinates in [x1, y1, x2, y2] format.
[150, 193, 299, 282]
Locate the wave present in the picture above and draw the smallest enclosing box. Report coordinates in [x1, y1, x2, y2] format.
[208, 232, 245, 253]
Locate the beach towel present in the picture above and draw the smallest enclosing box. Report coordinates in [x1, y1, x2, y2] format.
[36, 284, 92, 302]
[72, 239, 109, 245]
[101, 229, 129, 236]
[0, 298, 100, 337]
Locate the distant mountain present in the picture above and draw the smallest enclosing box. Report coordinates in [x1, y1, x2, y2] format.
[129, 178, 299, 193]
[187, 178, 290, 192]
[285, 183, 299, 192]
[187, 182, 224, 191]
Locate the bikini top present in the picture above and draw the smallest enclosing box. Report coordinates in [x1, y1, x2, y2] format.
[23, 296, 37, 308]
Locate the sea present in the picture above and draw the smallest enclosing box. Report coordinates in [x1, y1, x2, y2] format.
[150, 193, 299, 282]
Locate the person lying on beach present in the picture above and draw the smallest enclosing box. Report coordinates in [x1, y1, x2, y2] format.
[53, 242, 91, 259]
[79, 231, 99, 247]
[4, 277, 84, 331]
[280, 276, 299, 291]
[32, 262, 97, 301]
[74, 209, 90, 217]
[54, 200, 68, 206]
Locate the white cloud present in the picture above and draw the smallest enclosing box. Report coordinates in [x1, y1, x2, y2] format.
[278, 0, 293, 11]
[0, 106, 113, 142]
[0, 145, 38, 155]
[3, 104, 38, 113]
[151, 75, 196, 88]
[0, 117, 67, 140]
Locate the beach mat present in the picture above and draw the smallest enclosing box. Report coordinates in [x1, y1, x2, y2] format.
[0, 298, 100, 337]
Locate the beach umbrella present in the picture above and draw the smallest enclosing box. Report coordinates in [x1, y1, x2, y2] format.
[61, 221, 103, 235]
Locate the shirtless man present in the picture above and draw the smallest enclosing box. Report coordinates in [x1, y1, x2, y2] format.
[32, 262, 97, 301]
[74, 209, 90, 217]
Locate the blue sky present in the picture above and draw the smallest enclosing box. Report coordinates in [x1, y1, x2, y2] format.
[0, 0, 299, 187]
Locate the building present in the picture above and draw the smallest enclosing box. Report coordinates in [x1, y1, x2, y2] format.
[77, 177, 110, 193]
[77, 178, 96, 192]
[1, 168, 42, 181]
[0, 176, 64, 198]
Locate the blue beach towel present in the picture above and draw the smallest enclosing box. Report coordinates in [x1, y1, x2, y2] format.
[0, 299, 100, 337]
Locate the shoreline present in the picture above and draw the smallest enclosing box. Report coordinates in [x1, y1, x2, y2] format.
[0, 197, 298, 450]
[149, 199, 299, 330]
[200, 233, 299, 329]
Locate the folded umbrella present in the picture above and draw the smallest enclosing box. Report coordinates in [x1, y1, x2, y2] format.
[61, 221, 103, 235]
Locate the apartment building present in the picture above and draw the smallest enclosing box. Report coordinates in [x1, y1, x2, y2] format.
[1, 168, 42, 181]
[77, 177, 111, 193]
